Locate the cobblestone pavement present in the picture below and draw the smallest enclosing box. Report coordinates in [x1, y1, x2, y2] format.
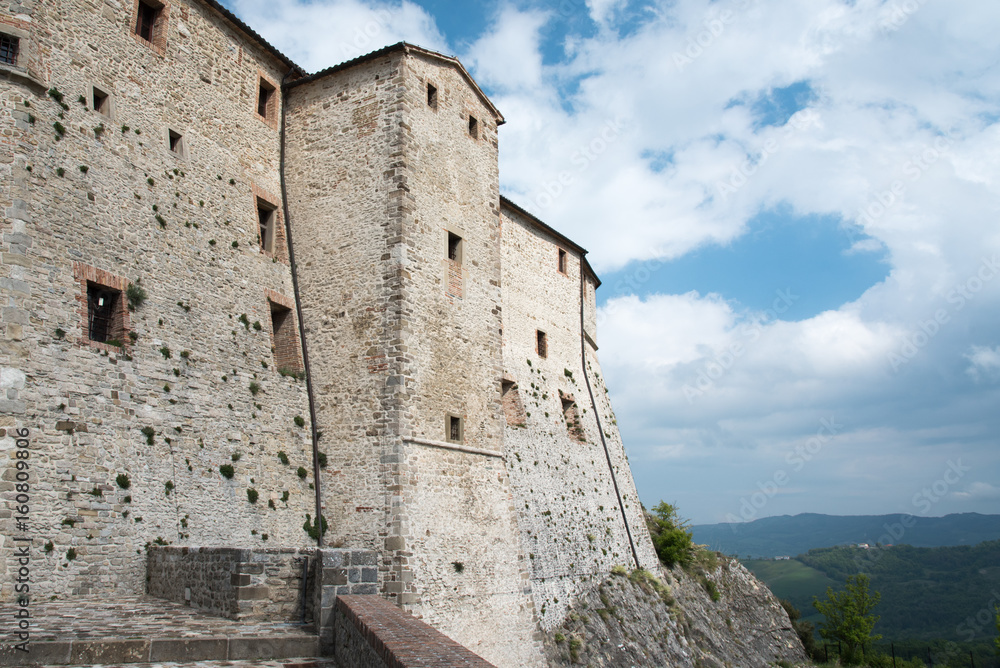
[23, 596, 316, 641]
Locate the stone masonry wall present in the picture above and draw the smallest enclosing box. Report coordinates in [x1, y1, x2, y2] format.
[0, 0, 314, 602]
[500, 204, 660, 630]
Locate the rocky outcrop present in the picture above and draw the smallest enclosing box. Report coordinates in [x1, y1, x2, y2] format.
[543, 556, 807, 667]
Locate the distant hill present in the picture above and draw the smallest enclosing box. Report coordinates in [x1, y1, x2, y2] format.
[743, 540, 1000, 643]
[691, 512, 1000, 558]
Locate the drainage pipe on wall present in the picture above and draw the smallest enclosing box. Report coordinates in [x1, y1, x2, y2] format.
[279, 70, 324, 547]
[579, 261, 640, 569]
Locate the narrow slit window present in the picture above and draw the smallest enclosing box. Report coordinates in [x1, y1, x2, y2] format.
[536, 330, 547, 359]
[269, 301, 302, 374]
[0, 33, 19, 66]
[558, 248, 568, 274]
[87, 282, 124, 344]
[468, 115, 478, 138]
[168, 129, 184, 156]
[92, 87, 110, 116]
[427, 83, 437, 108]
[258, 198, 276, 253]
[257, 77, 275, 120]
[135, 1, 161, 43]
[447, 415, 463, 443]
[447, 232, 462, 262]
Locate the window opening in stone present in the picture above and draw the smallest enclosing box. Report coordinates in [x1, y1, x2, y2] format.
[168, 129, 184, 156]
[87, 282, 123, 343]
[468, 115, 478, 138]
[136, 1, 160, 43]
[92, 87, 110, 116]
[258, 199, 276, 253]
[558, 248, 567, 274]
[0, 33, 19, 66]
[257, 77, 275, 119]
[447, 232, 462, 262]
[427, 83, 437, 108]
[447, 415, 463, 443]
[269, 301, 301, 373]
[502, 380, 527, 427]
[536, 330, 547, 359]
[561, 392, 585, 441]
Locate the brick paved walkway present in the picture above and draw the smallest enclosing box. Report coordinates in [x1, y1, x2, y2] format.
[1, 596, 324, 666]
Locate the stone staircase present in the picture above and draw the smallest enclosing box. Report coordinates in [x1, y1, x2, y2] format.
[0, 595, 323, 666]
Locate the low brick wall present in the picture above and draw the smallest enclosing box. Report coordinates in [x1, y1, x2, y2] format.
[147, 547, 314, 621]
[333, 595, 496, 668]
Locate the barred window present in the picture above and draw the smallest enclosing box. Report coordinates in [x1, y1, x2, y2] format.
[0, 33, 19, 66]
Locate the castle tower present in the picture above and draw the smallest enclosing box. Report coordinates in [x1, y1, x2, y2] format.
[283, 44, 543, 665]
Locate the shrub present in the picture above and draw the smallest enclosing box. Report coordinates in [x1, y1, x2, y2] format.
[164, 481, 174, 495]
[159, 346, 171, 359]
[231, 452, 241, 462]
[66, 548, 77, 561]
[296, 466, 308, 479]
[294, 415, 305, 428]
[317, 452, 327, 468]
[219, 464, 235, 479]
[281, 490, 290, 503]
[249, 381, 261, 396]
[277, 450, 289, 465]
[44, 541, 54, 553]
[54, 328, 66, 339]
[646, 501, 694, 569]
[302, 514, 328, 540]
[701, 576, 720, 601]
[116, 473, 131, 489]
[141, 426, 155, 445]
[247, 488, 259, 504]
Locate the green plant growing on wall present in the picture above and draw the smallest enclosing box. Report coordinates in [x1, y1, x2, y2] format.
[66, 548, 77, 561]
[141, 426, 155, 445]
[296, 467, 307, 479]
[89, 487, 102, 497]
[164, 481, 174, 495]
[53, 122, 66, 138]
[219, 464, 235, 479]
[62, 518, 76, 527]
[293, 416, 305, 428]
[239, 314, 250, 329]
[44, 541, 54, 553]
[246, 488, 258, 504]
[79, 165, 88, 174]
[231, 452, 241, 462]
[302, 514, 328, 540]
[317, 452, 327, 468]
[452, 561, 464, 573]
[281, 490, 290, 503]
[252, 321, 262, 331]
[249, 381, 261, 396]
[268, 499, 276, 509]
[54, 328, 66, 339]
[155, 214, 166, 228]
[147, 177, 154, 186]
[116, 474, 131, 489]
[126, 282, 147, 310]
[159, 346, 171, 359]
[277, 450, 289, 465]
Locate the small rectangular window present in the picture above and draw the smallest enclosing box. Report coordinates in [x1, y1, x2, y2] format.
[0, 33, 19, 66]
[468, 115, 478, 138]
[558, 248, 568, 274]
[269, 300, 302, 374]
[258, 198, 276, 254]
[447, 231, 462, 262]
[427, 83, 437, 108]
[447, 415, 463, 444]
[536, 330, 547, 359]
[257, 77, 275, 120]
[92, 87, 110, 116]
[168, 129, 185, 157]
[136, 1, 160, 43]
[87, 282, 124, 344]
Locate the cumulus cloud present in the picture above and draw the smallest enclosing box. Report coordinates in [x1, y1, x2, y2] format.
[964, 345, 1000, 382]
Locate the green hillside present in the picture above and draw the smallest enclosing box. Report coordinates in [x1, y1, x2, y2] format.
[743, 539, 1000, 644]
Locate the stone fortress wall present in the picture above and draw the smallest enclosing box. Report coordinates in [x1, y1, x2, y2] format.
[1, 2, 656, 666]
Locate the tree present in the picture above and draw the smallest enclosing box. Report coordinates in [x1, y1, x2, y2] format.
[646, 502, 694, 568]
[812, 573, 882, 665]
[780, 599, 821, 661]
[994, 605, 999, 656]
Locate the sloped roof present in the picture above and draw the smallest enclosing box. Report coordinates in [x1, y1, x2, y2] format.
[284, 42, 504, 125]
[500, 196, 601, 288]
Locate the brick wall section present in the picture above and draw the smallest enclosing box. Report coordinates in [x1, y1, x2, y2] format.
[333, 595, 496, 668]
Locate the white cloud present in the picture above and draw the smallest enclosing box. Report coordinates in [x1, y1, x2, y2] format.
[462, 7, 550, 93]
[965, 345, 1000, 382]
[226, 0, 446, 72]
[953, 482, 1000, 501]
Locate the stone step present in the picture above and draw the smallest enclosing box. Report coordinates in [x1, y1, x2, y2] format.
[1, 634, 321, 666]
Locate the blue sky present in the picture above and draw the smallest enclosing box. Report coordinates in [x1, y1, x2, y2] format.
[223, 0, 1000, 525]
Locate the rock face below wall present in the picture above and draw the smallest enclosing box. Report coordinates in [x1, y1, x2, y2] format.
[543, 559, 807, 667]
